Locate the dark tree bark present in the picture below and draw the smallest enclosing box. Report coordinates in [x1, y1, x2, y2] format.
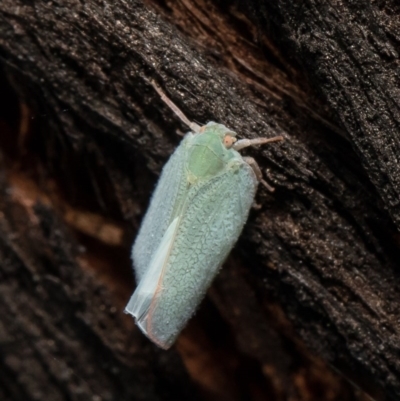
[0, 0, 399, 400]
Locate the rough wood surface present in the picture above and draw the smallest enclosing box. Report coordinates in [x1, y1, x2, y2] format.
[246, 0, 400, 226]
[0, 0, 399, 400]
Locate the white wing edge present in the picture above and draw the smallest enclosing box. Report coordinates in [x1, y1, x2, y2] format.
[125, 216, 179, 344]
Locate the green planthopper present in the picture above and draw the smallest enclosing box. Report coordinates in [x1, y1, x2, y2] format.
[125, 81, 283, 349]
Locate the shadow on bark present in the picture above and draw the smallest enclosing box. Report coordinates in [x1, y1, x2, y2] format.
[0, 0, 399, 400]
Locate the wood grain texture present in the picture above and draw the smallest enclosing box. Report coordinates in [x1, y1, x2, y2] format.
[0, 0, 399, 400]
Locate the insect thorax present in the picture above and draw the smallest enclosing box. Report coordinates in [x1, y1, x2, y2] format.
[186, 126, 237, 181]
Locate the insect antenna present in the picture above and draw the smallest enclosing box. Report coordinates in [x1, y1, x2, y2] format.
[150, 80, 201, 133]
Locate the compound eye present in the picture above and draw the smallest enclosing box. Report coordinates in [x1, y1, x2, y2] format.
[223, 134, 236, 149]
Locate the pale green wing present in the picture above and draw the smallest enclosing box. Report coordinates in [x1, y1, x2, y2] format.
[132, 134, 192, 281]
[125, 159, 257, 349]
[127, 216, 180, 323]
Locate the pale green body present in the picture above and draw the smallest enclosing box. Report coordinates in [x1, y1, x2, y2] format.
[125, 122, 257, 349]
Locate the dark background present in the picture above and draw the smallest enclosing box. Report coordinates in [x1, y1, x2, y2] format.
[0, 1, 399, 400]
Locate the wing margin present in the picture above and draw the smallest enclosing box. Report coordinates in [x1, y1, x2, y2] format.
[132, 135, 191, 281]
[127, 159, 257, 348]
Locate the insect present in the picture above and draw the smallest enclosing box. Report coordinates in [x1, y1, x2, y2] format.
[125, 81, 283, 349]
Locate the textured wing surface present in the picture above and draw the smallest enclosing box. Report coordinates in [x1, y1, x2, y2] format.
[126, 159, 257, 348]
[132, 139, 189, 281]
[126, 216, 179, 324]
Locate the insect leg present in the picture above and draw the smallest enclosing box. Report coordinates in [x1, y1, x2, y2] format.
[150, 80, 202, 133]
[233, 135, 283, 151]
[243, 157, 275, 192]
